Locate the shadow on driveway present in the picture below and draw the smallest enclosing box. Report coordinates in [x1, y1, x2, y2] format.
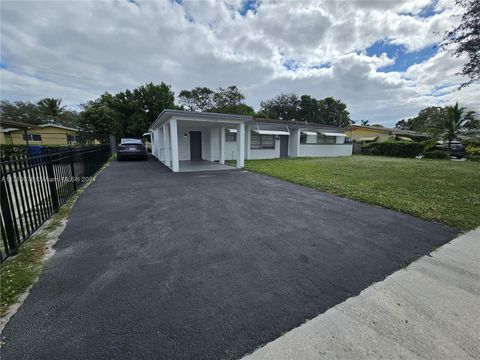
[1, 159, 458, 360]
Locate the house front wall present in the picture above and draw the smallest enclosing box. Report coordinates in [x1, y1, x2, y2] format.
[298, 144, 353, 157]
[8, 127, 80, 145]
[345, 128, 390, 142]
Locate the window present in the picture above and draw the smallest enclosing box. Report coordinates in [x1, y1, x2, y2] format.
[23, 134, 41, 142]
[300, 133, 336, 144]
[67, 134, 81, 144]
[251, 132, 275, 149]
[225, 129, 236, 142]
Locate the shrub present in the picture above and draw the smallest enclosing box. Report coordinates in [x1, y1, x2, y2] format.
[423, 150, 449, 159]
[467, 154, 480, 162]
[361, 141, 424, 158]
[466, 146, 480, 156]
[422, 139, 438, 152]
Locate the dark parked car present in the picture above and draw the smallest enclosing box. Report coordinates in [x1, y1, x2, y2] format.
[435, 141, 466, 159]
[117, 138, 148, 161]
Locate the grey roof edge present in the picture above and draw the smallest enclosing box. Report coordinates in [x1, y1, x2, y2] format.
[248, 119, 346, 130]
[149, 109, 253, 130]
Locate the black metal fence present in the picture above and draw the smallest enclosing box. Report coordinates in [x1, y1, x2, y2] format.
[0, 146, 111, 261]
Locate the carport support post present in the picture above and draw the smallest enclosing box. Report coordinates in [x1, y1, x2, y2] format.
[236, 122, 245, 168]
[163, 124, 170, 166]
[169, 119, 179, 172]
[219, 126, 225, 164]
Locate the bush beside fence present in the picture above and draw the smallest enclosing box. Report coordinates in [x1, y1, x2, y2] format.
[0, 145, 111, 261]
[361, 141, 424, 158]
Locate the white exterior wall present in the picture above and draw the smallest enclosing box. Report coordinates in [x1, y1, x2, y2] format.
[225, 141, 237, 160]
[177, 126, 191, 161]
[210, 127, 220, 161]
[289, 129, 300, 157]
[249, 138, 281, 159]
[298, 144, 353, 157]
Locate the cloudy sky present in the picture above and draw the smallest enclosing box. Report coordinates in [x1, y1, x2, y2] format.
[1, 0, 478, 126]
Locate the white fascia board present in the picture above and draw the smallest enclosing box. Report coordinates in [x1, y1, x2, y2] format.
[252, 129, 290, 135]
[301, 131, 318, 136]
[320, 132, 348, 137]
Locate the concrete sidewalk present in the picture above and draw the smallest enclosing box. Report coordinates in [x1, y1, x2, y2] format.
[243, 228, 480, 360]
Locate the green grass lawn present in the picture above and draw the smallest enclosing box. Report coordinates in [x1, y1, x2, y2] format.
[244, 155, 480, 230]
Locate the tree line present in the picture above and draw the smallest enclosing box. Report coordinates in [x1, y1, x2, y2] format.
[0, 83, 352, 141]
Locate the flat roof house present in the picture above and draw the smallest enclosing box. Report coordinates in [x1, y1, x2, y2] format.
[149, 110, 352, 172]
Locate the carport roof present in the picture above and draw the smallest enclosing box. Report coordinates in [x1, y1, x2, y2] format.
[149, 109, 252, 130]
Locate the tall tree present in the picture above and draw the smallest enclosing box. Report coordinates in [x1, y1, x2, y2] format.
[442, 0, 480, 88]
[178, 87, 214, 111]
[178, 85, 254, 115]
[299, 95, 320, 123]
[395, 106, 448, 131]
[260, 93, 300, 120]
[79, 82, 175, 140]
[211, 86, 245, 109]
[317, 97, 351, 127]
[427, 102, 478, 153]
[37, 98, 65, 121]
[0, 100, 43, 124]
[78, 100, 115, 143]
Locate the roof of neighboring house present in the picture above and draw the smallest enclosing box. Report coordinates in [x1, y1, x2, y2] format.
[0, 127, 20, 133]
[0, 119, 32, 129]
[348, 125, 392, 133]
[37, 124, 79, 131]
[250, 118, 344, 129]
[348, 125, 424, 137]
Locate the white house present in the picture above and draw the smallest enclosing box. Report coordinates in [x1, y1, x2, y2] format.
[149, 110, 352, 172]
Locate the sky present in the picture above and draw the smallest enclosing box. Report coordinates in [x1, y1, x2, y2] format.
[1, 0, 479, 126]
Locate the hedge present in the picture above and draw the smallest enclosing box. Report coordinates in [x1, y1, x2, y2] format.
[361, 141, 424, 158]
[423, 150, 449, 159]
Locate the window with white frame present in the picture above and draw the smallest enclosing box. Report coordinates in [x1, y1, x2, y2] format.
[251, 132, 275, 149]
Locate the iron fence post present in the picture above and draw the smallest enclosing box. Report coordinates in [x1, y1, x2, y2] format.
[0, 171, 18, 254]
[69, 148, 77, 191]
[46, 154, 60, 212]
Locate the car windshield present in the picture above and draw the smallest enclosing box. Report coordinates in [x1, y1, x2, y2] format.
[120, 138, 142, 145]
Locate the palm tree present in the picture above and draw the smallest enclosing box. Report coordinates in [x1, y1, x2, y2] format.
[428, 103, 478, 154]
[37, 98, 65, 122]
[361, 120, 369, 126]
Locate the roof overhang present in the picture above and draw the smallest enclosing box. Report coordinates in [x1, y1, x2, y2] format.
[149, 109, 252, 130]
[301, 131, 318, 136]
[38, 124, 79, 131]
[359, 136, 378, 141]
[252, 129, 290, 135]
[0, 119, 32, 129]
[321, 132, 348, 137]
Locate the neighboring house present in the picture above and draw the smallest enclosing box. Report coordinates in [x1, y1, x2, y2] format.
[149, 110, 352, 172]
[345, 125, 419, 143]
[0, 123, 81, 146]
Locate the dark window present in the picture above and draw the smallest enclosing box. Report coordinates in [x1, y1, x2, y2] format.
[23, 134, 41, 142]
[67, 134, 81, 143]
[225, 130, 236, 142]
[251, 132, 275, 149]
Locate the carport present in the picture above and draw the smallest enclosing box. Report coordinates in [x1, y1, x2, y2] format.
[149, 110, 249, 172]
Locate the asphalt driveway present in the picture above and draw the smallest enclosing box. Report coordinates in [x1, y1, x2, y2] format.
[1, 159, 457, 360]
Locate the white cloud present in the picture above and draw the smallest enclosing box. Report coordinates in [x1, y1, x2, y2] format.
[0, 0, 478, 126]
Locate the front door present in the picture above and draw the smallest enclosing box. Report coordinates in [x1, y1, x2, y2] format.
[280, 135, 289, 157]
[190, 131, 202, 160]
